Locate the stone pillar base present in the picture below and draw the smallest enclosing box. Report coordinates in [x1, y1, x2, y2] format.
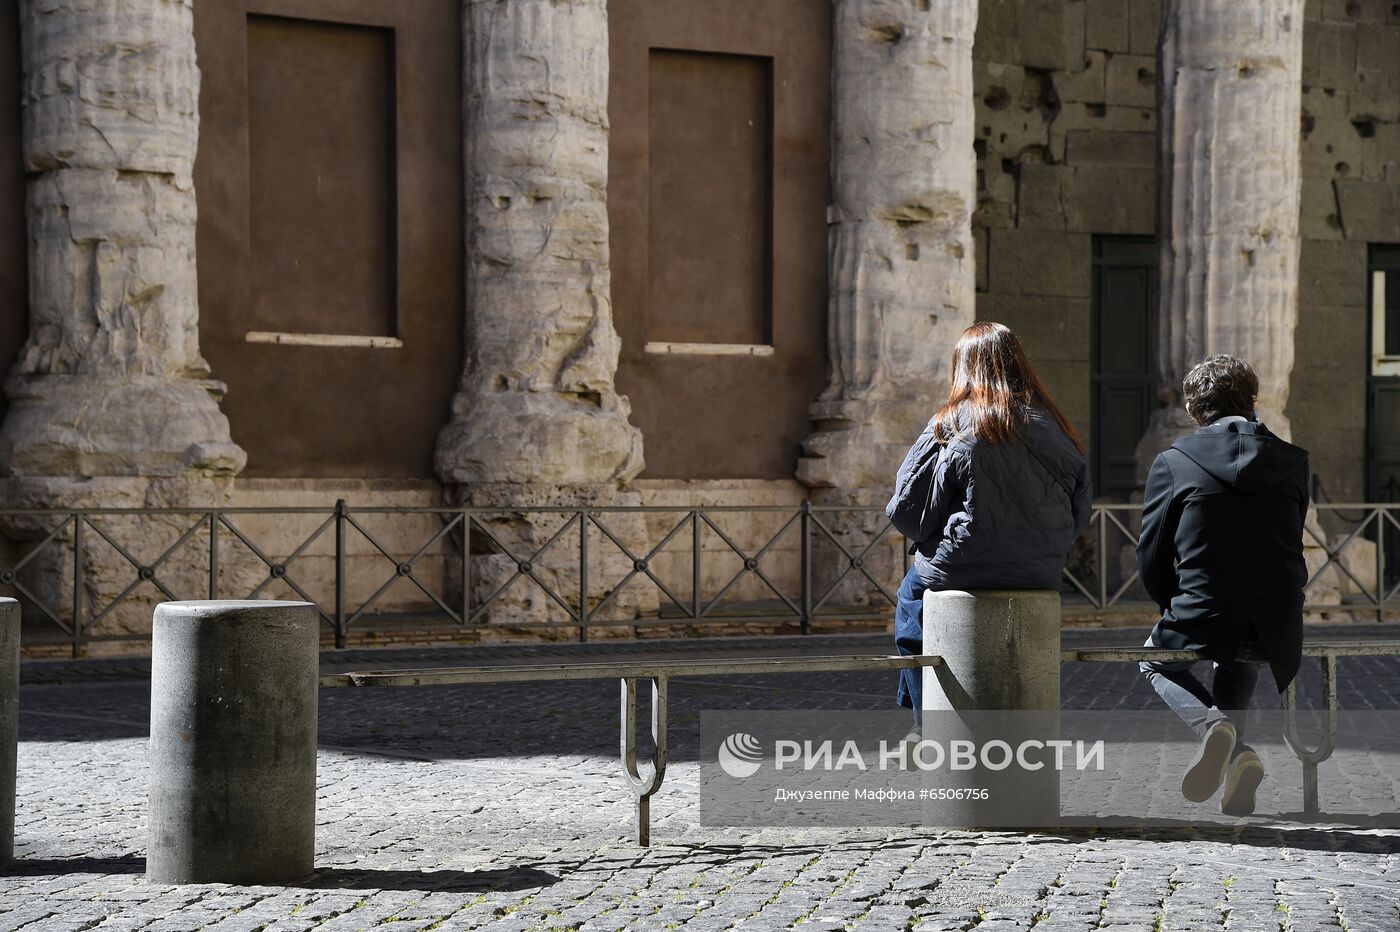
[0, 374, 244, 479]
[435, 390, 642, 488]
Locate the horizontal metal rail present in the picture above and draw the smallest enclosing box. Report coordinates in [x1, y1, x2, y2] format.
[3, 500, 1399, 654]
[1062, 640, 1400, 662]
[326, 653, 944, 845]
[320, 653, 940, 688]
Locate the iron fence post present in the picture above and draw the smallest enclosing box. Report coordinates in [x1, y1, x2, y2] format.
[692, 510, 702, 621]
[1098, 508, 1108, 610]
[1378, 507, 1386, 624]
[72, 513, 83, 658]
[334, 499, 347, 649]
[461, 509, 471, 627]
[800, 500, 812, 635]
[579, 510, 589, 643]
[208, 512, 218, 600]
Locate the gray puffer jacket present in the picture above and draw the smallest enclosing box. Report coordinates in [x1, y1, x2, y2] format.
[886, 406, 1092, 590]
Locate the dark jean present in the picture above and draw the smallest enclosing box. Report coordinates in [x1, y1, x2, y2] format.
[1139, 634, 1260, 757]
[894, 563, 928, 718]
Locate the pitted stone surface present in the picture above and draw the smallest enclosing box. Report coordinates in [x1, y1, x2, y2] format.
[1, 0, 243, 479]
[799, 1, 979, 492]
[434, 0, 643, 489]
[1137, 0, 1306, 467]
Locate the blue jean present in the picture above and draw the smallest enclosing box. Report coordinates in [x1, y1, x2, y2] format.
[1139, 635, 1259, 757]
[895, 563, 928, 718]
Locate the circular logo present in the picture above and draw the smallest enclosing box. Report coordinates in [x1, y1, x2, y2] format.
[717, 732, 764, 778]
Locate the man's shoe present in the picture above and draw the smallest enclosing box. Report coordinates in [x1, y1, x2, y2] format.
[899, 730, 922, 770]
[1220, 750, 1265, 816]
[1182, 719, 1237, 802]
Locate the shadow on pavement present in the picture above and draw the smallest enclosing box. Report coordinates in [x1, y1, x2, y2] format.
[1, 855, 143, 875]
[304, 865, 559, 893]
[1050, 820, 1400, 853]
[0, 857, 560, 894]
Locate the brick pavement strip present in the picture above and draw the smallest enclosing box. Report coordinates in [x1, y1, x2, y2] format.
[2, 642, 1399, 930]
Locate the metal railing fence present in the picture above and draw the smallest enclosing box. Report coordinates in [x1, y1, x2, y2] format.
[1, 501, 1396, 656]
[1069, 503, 1400, 616]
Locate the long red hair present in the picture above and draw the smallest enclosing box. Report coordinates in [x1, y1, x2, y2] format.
[932, 322, 1085, 454]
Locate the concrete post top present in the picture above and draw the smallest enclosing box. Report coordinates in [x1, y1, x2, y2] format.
[922, 590, 1061, 605]
[0, 597, 15, 608]
[154, 600, 316, 621]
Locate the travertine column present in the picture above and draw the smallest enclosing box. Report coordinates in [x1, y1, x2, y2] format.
[0, 0, 244, 481]
[1137, 0, 1305, 471]
[435, 0, 648, 629]
[0, 1, 246, 648]
[434, 0, 643, 490]
[797, 0, 978, 492]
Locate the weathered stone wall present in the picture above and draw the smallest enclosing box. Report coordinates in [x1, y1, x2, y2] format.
[1294, 0, 1400, 509]
[971, 0, 1158, 447]
[971, 0, 1400, 509]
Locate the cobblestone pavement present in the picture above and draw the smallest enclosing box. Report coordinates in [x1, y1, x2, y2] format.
[3, 628, 1400, 930]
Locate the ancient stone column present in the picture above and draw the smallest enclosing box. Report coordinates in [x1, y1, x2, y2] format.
[797, 0, 979, 493]
[0, 1, 246, 647]
[1137, 0, 1305, 470]
[435, 0, 643, 490]
[435, 0, 649, 628]
[0, 0, 245, 483]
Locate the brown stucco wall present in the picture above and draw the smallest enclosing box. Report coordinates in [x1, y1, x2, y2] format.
[193, 0, 463, 479]
[607, 0, 831, 481]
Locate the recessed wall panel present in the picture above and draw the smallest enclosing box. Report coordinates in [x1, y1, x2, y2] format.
[246, 15, 395, 338]
[610, 0, 831, 479]
[196, 0, 462, 478]
[647, 50, 771, 347]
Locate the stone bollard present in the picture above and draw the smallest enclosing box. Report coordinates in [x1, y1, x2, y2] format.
[1, 598, 17, 869]
[147, 601, 319, 885]
[921, 590, 1061, 827]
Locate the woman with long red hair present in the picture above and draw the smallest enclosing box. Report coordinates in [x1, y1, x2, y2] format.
[886, 322, 1092, 713]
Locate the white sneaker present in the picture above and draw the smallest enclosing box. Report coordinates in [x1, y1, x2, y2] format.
[1182, 719, 1237, 802]
[899, 730, 921, 771]
[1220, 750, 1265, 816]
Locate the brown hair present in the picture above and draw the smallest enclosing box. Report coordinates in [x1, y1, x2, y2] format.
[931, 321, 1085, 454]
[1182, 355, 1258, 426]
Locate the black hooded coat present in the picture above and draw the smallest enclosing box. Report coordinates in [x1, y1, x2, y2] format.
[1137, 419, 1310, 690]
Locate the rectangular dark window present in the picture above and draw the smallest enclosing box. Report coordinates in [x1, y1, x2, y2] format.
[1091, 236, 1157, 499]
[246, 15, 396, 338]
[646, 49, 772, 347]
